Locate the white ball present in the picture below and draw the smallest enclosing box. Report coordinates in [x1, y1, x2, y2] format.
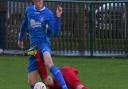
[34, 82, 47, 89]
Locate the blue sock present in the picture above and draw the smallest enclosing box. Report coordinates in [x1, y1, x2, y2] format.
[50, 66, 68, 89]
[31, 85, 34, 89]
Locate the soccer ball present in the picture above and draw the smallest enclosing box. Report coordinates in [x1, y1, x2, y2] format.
[34, 82, 47, 89]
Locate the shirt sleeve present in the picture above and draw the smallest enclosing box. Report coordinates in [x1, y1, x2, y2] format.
[54, 17, 60, 37]
[48, 11, 61, 38]
[18, 9, 28, 41]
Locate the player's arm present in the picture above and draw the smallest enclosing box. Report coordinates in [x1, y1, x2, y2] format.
[18, 9, 28, 48]
[54, 6, 63, 37]
[48, 6, 63, 38]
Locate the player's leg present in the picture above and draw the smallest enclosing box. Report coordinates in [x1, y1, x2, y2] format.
[28, 70, 38, 89]
[28, 56, 39, 89]
[26, 47, 49, 86]
[36, 51, 48, 79]
[38, 42, 68, 89]
[43, 51, 68, 89]
[35, 51, 50, 85]
[60, 67, 89, 89]
[34, 51, 55, 86]
[37, 42, 68, 89]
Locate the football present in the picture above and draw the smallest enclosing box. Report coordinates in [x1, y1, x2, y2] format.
[34, 82, 47, 89]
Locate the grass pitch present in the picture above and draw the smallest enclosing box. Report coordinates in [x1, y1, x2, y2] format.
[0, 55, 128, 89]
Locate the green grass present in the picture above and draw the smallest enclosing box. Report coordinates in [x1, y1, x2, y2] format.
[0, 55, 128, 89]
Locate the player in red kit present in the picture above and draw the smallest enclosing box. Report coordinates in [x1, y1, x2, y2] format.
[27, 48, 89, 89]
[48, 66, 89, 89]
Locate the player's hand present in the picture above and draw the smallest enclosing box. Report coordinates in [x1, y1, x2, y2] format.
[18, 40, 24, 49]
[56, 5, 63, 17]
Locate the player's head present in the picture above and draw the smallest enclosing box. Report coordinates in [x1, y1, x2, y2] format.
[34, 0, 43, 10]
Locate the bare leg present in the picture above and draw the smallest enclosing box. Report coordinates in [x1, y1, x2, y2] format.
[28, 70, 38, 89]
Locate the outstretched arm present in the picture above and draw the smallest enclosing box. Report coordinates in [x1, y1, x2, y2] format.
[54, 6, 63, 37]
[48, 6, 63, 38]
[18, 10, 28, 48]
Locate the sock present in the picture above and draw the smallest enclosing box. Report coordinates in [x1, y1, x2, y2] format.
[31, 85, 34, 89]
[50, 66, 68, 89]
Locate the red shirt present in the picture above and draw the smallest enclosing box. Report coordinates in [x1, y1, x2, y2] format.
[49, 66, 81, 89]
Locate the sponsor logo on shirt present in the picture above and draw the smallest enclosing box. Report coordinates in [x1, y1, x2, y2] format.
[30, 19, 41, 28]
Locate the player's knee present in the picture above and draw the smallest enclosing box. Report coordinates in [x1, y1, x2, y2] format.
[45, 62, 54, 69]
[44, 58, 54, 68]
